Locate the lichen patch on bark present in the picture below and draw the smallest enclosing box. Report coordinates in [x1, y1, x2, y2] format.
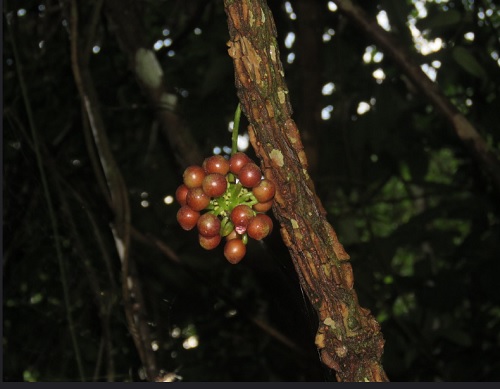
[269, 149, 284, 167]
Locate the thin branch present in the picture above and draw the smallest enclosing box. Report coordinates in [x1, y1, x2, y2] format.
[81, 104, 113, 209]
[129, 226, 315, 361]
[165, 0, 213, 53]
[104, 0, 203, 169]
[66, 0, 158, 380]
[83, 0, 104, 63]
[332, 0, 500, 198]
[58, 178, 120, 382]
[56, 184, 116, 382]
[10, 84, 120, 383]
[4, 1, 86, 381]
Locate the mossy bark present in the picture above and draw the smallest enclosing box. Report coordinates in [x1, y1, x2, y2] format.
[223, 0, 388, 382]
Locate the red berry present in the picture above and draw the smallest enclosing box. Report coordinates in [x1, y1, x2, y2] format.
[183, 165, 205, 188]
[229, 152, 252, 175]
[186, 187, 210, 211]
[202, 173, 228, 198]
[252, 179, 276, 203]
[253, 199, 273, 212]
[238, 163, 262, 188]
[197, 212, 221, 237]
[230, 204, 254, 234]
[247, 214, 273, 240]
[199, 234, 221, 250]
[175, 184, 189, 205]
[224, 238, 246, 264]
[176, 205, 200, 231]
[203, 155, 230, 175]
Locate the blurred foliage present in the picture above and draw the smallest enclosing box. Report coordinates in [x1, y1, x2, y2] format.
[3, 0, 500, 382]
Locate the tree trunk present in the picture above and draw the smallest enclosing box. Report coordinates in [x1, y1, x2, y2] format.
[223, 0, 388, 382]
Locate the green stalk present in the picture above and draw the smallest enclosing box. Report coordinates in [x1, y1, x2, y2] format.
[231, 103, 241, 155]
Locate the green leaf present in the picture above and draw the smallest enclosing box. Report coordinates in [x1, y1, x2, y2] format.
[416, 9, 462, 31]
[452, 46, 488, 80]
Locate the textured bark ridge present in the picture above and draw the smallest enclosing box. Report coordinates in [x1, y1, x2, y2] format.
[223, 0, 388, 382]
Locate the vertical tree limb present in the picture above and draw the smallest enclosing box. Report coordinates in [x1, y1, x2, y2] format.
[66, 0, 158, 380]
[223, 0, 388, 382]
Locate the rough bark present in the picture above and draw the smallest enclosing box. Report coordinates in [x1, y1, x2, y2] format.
[223, 0, 388, 382]
[332, 0, 500, 198]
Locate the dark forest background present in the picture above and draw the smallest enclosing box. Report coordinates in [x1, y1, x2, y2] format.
[3, 0, 500, 382]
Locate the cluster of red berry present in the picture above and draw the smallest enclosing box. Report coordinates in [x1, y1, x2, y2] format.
[175, 152, 276, 264]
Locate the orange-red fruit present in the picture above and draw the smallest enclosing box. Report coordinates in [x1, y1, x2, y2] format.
[183, 165, 205, 188]
[224, 238, 246, 264]
[199, 234, 221, 250]
[253, 199, 273, 212]
[203, 155, 230, 175]
[202, 173, 228, 198]
[177, 205, 200, 231]
[238, 163, 262, 188]
[252, 179, 276, 203]
[197, 212, 221, 238]
[229, 152, 252, 175]
[186, 187, 210, 211]
[230, 204, 254, 234]
[247, 214, 273, 240]
[175, 184, 189, 205]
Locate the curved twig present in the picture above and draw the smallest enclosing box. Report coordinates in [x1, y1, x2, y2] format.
[4, 0, 86, 380]
[332, 0, 500, 198]
[67, 0, 158, 380]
